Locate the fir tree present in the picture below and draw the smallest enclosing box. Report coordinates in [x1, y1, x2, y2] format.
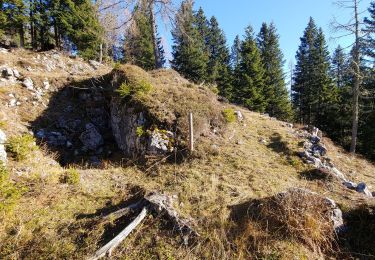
[292, 17, 319, 124]
[123, 1, 155, 70]
[234, 25, 266, 112]
[206, 16, 232, 98]
[171, 0, 208, 83]
[230, 35, 241, 69]
[257, 22, 292, 120]
[364, 1, 375, 61]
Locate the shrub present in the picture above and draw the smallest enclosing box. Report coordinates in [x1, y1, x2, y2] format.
[223, 108, 236, 123]
[6, 134, 36, 161]
[116, 79, 153, 99]
[61, 168, 80, 185]
[0, 163, 21, 214]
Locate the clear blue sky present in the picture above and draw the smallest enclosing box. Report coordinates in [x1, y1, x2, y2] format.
[161, 0, 372, 74]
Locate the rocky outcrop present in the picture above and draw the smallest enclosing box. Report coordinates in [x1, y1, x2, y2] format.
[298, 126, 373, 198]
[110, 98, 175, 158]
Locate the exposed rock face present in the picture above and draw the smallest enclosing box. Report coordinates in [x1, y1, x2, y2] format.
[0, 129, 7, 165]
[110, 98, 175, 158]
[80, 123, 104, 151]
[111, 99, 148, 157]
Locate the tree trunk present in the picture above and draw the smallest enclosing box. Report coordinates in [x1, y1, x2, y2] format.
[53, 18, 60, 49]
[19, 24, 25, 48]
[99, 43, 103, 63]
[350, 0, 360, 154]
[149, 0, 162, 69]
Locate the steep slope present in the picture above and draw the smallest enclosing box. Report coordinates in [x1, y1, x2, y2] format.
[0, 49, 374, 259]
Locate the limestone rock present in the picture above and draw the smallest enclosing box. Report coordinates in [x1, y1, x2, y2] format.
[234, 110, 244, 122]
[89, 60, 101, 69]
[80, 123, 103, 151]
[22, 77, 34, 90]
[0, 129, 7, 165]
[149, 130, 174, 153]
[356, 182, 373, 197]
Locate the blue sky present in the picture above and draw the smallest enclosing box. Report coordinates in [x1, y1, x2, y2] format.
[161, 0, 372, 74]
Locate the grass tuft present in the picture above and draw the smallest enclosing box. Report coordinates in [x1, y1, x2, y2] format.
[0, 163, 22, 215]
[60, 168, 80, 185]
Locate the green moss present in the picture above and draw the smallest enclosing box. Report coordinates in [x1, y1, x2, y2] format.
[113, 62, 121, 70]
[222, 108, 236, 123]
[6, 134, 37, 161]
[60, 168, 80, 185]
[136, 126, 145, 137]
[0, 163, 22, 215]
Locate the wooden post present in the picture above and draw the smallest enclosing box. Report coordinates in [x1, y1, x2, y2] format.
[189, 112, 194, 151]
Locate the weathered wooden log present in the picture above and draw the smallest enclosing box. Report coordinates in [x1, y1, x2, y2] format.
[89, 207, 148, 260]
[100, 201, 143, 222]
[145, 193, 199, 239]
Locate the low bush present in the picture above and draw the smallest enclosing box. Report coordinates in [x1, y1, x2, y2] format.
[223, 108, 236, 123]
[60, 168, 80, 185]
[6, 134, 36, 161]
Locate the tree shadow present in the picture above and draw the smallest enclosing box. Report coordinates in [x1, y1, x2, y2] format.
[267, 133, 293, 156]
[299, 168, 329, 181]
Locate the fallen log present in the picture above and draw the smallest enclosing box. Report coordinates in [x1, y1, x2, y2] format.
[100, 201, 143, 222]
[88, 192, 199, 259]
[89, 207, 148, 260]
[145, 193, 199, 240]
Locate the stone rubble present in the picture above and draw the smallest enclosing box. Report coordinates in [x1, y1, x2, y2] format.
[298, 126, 373, 198]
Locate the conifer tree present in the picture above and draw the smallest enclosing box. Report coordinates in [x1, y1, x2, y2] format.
[206, 16, 232, 98]
[234, 25, 266, 112]
[331, 45, 347, 89]
[292, 17, 319, 124]
[257, 22, 292, 120]
[364, 1, 375, 60]
[123, 1, 155, 70]
[230, 35, 241, 69]
[171, 0, 208, 83]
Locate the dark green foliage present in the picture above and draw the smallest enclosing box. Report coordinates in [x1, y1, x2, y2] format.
[257, 22, 292, 120]
[206, 16, 233, 99]
[124, 1, 155, 70]
[233, 25, 266, 112]
[1, 0, 103, 59]
[364, 1, 375, 61]
[171, 0, 208, 83]
[58, 0, 103, 59]
[292, 18, 339, 129]
[230, 35, 242, 69]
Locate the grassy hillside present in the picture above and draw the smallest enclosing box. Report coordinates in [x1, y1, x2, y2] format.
[0, 49, 374, 259]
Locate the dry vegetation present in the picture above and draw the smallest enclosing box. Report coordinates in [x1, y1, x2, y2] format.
[0, 50, 375, 259]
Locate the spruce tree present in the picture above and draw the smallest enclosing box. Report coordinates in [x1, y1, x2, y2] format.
[234, 25, 266, 112]
[206, 16, 232, 98]
[171, 0, 208, 83]
[331, 45, 347, 88]
[292, 17, 319, 124]
[230, 35, 241, 69]
[123, 1, 155, 70]
[364, 1, 375, 61]
[312, 28, 339, 131]
[257, 22, 292, 120]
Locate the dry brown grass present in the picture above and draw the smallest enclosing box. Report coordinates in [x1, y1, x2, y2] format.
[112, 64, 226, 143]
